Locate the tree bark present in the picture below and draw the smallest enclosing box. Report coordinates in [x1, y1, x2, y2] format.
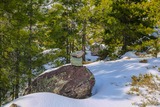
[155, 39, 158, 58]
[0, 3, 3, 106]
[82, 20, 86, 61]
[28, 0, 33, 87]
[0, 33, 2, 107]
[15, 50, 20, 99]
[121, 33, 128, 54]
[66, 38, 70, 63]
[12, 86, 15, 100]
[14, 4, 20, 99]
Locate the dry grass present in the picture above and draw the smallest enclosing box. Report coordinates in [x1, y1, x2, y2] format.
[158, 68, 160, 72]
[128, 73, 160, 107]
[139, 59, 148, 63]
[82, 61, 93, 64]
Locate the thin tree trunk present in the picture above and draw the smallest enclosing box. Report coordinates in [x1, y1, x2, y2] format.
[28, 0, 33, 87]
[14, 4, 21, 99]
[0, 4, 3, 106]
[12, 86, 15, 100]
[15, 50, 20, 99]
[0, 92, 1, 106]
[66, 38, 70, 63]
[155, 39, 158, 58]
[71, 41, 74, 52]
[0, 33, 2, 107]
[122, 34, 128, 54]
[0, 83, 1, 106]
[82, 20, 86, 61]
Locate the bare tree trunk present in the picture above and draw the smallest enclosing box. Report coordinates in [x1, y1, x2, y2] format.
[82, 20, 86, 61]
[0, 85, 1, 106]
[0, 4, 3, 106]
[15, 70, 19, 99]
[28, 0, 33, 87]
[155, 39, 158, 58]
[14, 4, 21, 99]
[12, 86, 15, 100]
[0, 34, 2, 107]
[71, 41, 74, 52]
[121, 33, 128, 55]
[66, 38, 70, 63]
[15, 50, 20, 99]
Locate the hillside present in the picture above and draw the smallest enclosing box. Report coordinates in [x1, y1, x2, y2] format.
[4, 52, 160, 107]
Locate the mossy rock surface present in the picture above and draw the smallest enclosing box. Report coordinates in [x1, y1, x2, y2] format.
[24, 65, 95, 99]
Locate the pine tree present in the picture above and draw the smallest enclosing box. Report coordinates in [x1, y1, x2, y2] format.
[100, 0, 160, 56]
[0, 0, 46, 104]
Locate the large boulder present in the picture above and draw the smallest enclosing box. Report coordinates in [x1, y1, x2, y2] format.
[24, 65, 95, 99]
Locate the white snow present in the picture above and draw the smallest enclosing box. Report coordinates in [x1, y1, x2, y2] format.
[43, 62, 55, 69]
[85, 51, 99, 62]
[3, 52, 160, 107]
[42, 48, 60, 55]
[151, 27, 160, 38]
[121, 51, 139, 58]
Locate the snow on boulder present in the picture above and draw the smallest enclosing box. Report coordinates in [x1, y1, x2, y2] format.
[24, 65, 95, 99]
[120, 51, 139, 59]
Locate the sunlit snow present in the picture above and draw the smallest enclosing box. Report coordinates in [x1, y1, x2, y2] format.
[4, 52, 160, 107]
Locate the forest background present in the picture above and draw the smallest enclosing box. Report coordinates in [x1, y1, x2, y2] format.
[0, 0, 160, 105]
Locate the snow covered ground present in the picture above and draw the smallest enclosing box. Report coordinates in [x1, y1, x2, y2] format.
[4, 52, 160, 107]
[85, 50, 99, 62]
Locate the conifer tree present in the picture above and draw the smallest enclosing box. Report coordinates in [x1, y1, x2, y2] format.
[0, 0, 45, 104]
[101, 0, 160, 56]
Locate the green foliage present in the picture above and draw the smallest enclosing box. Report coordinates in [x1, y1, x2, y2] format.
[1, 0, 160, 105]
[98, 47, 119, 60]
[101, 0, 160, 55]
[0, 69, 10, 104]
[98, 49, 108, 60]
[0, 0, 46, 104]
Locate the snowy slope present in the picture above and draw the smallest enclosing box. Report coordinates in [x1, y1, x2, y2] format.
[4, 53, 160, 107]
